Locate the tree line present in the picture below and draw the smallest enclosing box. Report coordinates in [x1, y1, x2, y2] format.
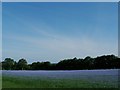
[1, 54, 120, 70]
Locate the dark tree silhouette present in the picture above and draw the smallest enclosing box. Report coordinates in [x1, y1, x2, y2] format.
[17, 58, 28, 70]
[0, 62, 2, 70]
[2, 55, 120, 70]
[2, 58, 15, 70]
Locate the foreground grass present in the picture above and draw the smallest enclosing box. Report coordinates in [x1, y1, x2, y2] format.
[2, 75, 117, 88]
[0, 75, 2, 89]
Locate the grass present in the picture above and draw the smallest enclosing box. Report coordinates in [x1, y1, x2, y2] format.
[0, 74, 2, 90]
[2, 75, 118, 88]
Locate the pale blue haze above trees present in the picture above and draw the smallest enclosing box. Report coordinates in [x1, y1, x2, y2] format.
[2, 2, 118, 63]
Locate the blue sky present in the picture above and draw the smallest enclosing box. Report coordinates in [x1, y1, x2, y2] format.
[2, 2, 118, 63]
[0, 2, 1, 62]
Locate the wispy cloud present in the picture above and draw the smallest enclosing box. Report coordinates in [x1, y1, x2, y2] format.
[3, 15, 118, 62]
[3, 32, 118, 63]
[3, 2, 118, 63]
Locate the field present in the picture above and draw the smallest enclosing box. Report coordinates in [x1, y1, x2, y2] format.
[0, 71, 1, 90]
[2, 69, 119, 88]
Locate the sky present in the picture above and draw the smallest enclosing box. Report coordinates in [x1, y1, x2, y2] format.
[0, 2, 2, 62]
[2, 2, 118, 63]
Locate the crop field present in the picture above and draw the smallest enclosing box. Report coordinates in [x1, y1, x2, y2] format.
[0, 71, 1, 89]
[2, 69, 119, 88]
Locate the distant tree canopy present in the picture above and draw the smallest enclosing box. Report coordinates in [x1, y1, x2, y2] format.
[2, 58, 15, 70]
[17, 59, 28, 70]
[1, 54, 120, 70]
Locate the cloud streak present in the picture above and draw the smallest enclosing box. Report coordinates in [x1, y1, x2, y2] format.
[3, 15, 118, 63]
[3, 2, 118, 63]
[3, 32, 118, 63]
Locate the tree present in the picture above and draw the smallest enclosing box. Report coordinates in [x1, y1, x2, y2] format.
[31, 62, 40, 70]
[42, 61, 51, 70]
[13, 61, 17, 70]
[2, 58, 15, 70]
[1, 54, 120, 70]
[17, 59, 28, 70]
[0, 62, 2, 70]
[83, 56, 94, 69]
